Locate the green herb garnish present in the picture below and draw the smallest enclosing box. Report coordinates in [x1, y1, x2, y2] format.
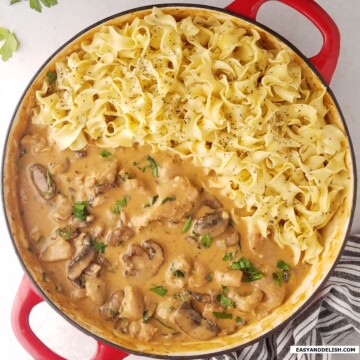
[223, 252, 234, 261]
[206, 273, 213, 282]
[213, 311, 233, 319]
[150, 285, 167, 297]
[144, 195, 159, 208]
[181, 216, 192, 234]
[161, 196, 176, 204]
[72, 201, 89, 221]
[143, 310, 152, 323]
[10, 0, 58, 13]
[231, 257, 264, 282]
[0, 27, 19, 61]
[217, 285, 236, 309]
[91, 239, 107, 254]
[56, 226, 72, 240]
[99, 150, 114, 160]
[46, 71, 57, 85]
[236, 316, 244, 324]
[173, 270, 185, 278]
[113, 196, 129, 214]
[200, 232, 212, 248]
[273, 272, 282, 286]
[273, 260, 290, 285]
[133, 155, 159, 177]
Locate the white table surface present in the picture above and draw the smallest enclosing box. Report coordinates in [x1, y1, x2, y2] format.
[0, 1, 359, 359]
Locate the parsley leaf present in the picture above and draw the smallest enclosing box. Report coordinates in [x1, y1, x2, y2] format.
[0, 27, 19, 61]
[172, 270, 185, 278]
[231, 257, 264, 282]
[11, 0, 58, 12]
[99, 150, 114, 160]
[133, 155, 159, 177]
[236, 316, 244, 324]
[72, 201, 89, 221]
[213, 311, 233, 319]
[277, 260, 290, 271]
[143, 310, 152, 323]
[273, 272, 282, 286]
[223, 252, 234, 261]
[91, 238, 107, 254]
[150, 285, 167, 297]
[46, 71, 57, 85]
[55, 226, 73, 240]
[200, 232, 212, 248]
[112, 196, 129, 214]
[181, 216, 192, 234]
[161, 196, 176, 204]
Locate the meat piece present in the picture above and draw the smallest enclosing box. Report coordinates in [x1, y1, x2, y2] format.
[121, 286, 144, 320]
[131, 176, 199, 229]
[129, 321, 158, 342]
[254, 277, 285, 314]
[40, 238, 73, 262]
[214, 270, 242, 287]
[85, 277, 106, 304]
[188, 262, 208, 288]
[166, 256, 191, 288]
[52, 194, 73, 221]
[228, 289, 263, 312]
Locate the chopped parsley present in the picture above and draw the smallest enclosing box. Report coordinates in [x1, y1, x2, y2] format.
[273, 260, 290, 286]
[213, 311, 233, 319]
[91, 239, 107, 254]
[99, 150, 114, 160]
[55, 226, 72, 240]
[46, 71, 57, 85]
[72, 201, 89, 221]
[150, 285, 167, 297]
[172, 270, 185, 278]
[161, 196, 176, 204]
[113, 196, 129, 214]
[206, 273, 213, 282]
[236, 316, 244, 324]
[144, 195, 159, 208]
[143, 310, 152, 323]
[231, 257, 264, 282]
[181, 216, 192, 234]
[0, 26, 19, 61]
[133, 155, 159, 177]
[223, 252, 234, 261]
[217, 285, 236, 309]
[200, 232, 212, 248]
[10, 0, 58, 13]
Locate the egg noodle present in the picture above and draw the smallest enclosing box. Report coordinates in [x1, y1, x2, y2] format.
[32, 7, 350, 264]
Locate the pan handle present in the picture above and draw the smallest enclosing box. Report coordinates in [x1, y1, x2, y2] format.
[11, 275, 129, 360]
[225, 0, 340, 84]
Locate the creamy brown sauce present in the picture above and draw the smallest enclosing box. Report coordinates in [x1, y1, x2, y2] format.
[15, 125, 310, 344]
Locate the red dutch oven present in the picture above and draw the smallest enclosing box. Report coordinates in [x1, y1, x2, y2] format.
[4, 0, 356, 359]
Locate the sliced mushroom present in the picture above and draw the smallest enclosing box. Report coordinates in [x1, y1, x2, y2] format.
[193, 211, 230, 237]
[40, 238, 73, 262]
[74, 149, 87, 158]
[68, 237, 96, 282]
[202, 197, 223, 210]
[85, 276, 106, 304]
[121, 240, 164, 280]
[174, 301, 219, 340]
[29, 164, 56, 200]
[186, 291, 212, 303]
[107, 226, 135, 247]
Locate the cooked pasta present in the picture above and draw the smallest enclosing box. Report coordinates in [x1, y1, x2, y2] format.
[32, 7, 350, 264]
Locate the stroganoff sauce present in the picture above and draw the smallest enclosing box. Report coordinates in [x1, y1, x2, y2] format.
[16, 125, 309, 344]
